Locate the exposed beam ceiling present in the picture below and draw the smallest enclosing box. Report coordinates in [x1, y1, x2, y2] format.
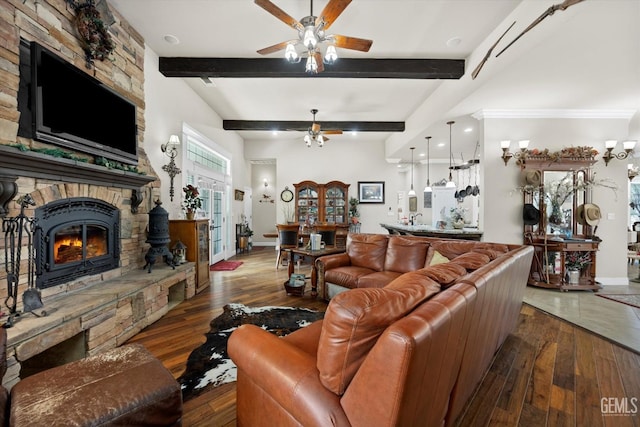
[223, 120, 405, 132]
[159, 58, 465, 79]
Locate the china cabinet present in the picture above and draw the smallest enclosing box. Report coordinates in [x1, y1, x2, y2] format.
[294, 180, 350, 225]
[169, 219, 210, 293]
[521, 155, 601, 291]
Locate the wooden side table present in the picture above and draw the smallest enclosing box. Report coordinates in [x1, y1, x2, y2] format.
[285, 247, 346, 297]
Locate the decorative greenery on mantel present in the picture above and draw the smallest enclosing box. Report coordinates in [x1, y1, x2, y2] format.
[9, 143, 145, 175]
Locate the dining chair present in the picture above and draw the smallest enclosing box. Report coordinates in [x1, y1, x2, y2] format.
[276, 223, 300, 269]
[315, 224, 337, 248]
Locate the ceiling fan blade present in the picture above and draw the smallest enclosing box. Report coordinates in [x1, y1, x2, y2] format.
[331, 35, 373, 52]
[322, 130, 343, 135]
[254, 0, 302, 31]
[313, 51, 325, 72]
[257, 40, 292, 55]
[316, 0, 352, 30]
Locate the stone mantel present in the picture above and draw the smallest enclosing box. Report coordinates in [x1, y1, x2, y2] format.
[0, 145, 156, 190]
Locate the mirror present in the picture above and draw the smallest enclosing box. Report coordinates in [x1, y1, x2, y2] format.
[544, 171, 574, 236]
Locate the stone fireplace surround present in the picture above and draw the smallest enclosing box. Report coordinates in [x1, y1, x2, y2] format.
[0, 0, 199, 388]
[0, 173, 198, 389]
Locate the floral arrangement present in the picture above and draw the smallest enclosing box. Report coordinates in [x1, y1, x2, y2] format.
[516, 146, 599, 167]
[181, 185, 203, 212]
[449, 206, 467, 222]
[565, 251, 591, 270]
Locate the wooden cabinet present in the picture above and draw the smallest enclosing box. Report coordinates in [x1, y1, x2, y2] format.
[526, 235, 601, 291]
[294, 180, 349, 225]
[169, 219, 210, 293]
[521, 155, 601, 291]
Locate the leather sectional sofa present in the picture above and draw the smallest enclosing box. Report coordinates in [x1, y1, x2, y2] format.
[228, 234, 534, 426]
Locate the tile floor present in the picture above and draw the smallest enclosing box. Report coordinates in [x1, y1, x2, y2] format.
[523, 264, 640, 354]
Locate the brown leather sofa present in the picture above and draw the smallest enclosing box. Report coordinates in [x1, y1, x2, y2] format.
[317, 233, 514, 300]
[0, 328, 182, 426]
[228, 234, 533, 427]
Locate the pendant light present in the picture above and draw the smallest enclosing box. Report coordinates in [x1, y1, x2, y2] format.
[446, 121, 456, 188]
[408, 147, 416, 196]
[424, 136, 432, 192]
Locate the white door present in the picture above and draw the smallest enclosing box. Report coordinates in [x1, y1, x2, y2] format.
[210, 189, 225, 264]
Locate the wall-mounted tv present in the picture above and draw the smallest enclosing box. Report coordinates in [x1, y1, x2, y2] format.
[18, 40, 138, 165]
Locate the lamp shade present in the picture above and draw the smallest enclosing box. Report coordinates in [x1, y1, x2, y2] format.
[168, 135, 180, 145]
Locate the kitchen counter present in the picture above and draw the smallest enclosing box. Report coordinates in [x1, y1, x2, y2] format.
[380, 223, 483, 241]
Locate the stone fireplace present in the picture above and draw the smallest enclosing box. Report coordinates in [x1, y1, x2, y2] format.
[0, 0, 198, 388]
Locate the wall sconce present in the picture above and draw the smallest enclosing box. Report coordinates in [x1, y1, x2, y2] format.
[500, 140, 529, 166]
[259, 178, 274, 203]
[603, 140, 637, 166]
[161, 135, 181, 201]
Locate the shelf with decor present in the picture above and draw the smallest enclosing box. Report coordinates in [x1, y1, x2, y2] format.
[514, 147, 611, 292]
[294, 180, 350, 225]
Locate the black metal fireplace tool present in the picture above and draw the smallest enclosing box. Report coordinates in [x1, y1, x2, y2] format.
[3, 194, 45, 328]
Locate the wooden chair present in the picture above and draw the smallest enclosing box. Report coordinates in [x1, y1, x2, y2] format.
[276, 224, 300, 269]
[315, 224, 337, 248]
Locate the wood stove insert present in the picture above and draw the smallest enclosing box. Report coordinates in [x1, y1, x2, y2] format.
[34, 197, 120, 288]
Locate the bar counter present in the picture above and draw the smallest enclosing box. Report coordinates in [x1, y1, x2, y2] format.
[380, 223, 483, 241]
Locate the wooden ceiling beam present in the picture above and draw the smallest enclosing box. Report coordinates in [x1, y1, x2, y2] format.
[159, 58, 465, 79]
[223, 120, 405, 132]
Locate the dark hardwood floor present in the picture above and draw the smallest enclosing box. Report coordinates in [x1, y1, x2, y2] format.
[127, 247, 640, 427]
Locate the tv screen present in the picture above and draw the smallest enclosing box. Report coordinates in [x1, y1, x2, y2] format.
[22, 41, 138, 165]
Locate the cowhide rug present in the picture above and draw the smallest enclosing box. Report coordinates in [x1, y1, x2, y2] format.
[178, 303, 324, 401]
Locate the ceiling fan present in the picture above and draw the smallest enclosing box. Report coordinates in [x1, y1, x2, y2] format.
[304, 109, 342, 147]
[254, 0, 373, 73]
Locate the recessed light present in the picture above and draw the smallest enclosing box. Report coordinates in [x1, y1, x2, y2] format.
[164, 34, 180, 45]
[446, 37, 462, 47]
[438, 142, 445, 147]
[464, 127, 473, 133]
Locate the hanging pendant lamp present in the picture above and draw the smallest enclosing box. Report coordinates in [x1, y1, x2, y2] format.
[408, 147, 416, 196]
[446, 121, 456, 188]
[424, 136, 432, 192]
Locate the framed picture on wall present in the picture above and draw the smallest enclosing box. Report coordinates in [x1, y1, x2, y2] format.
[358, 181, 385, 204]
[234, 189, 244, 201]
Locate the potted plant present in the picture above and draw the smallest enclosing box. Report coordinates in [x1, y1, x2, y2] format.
[565, 251, 590, 284]
[182, 185, 203, 219]
[349, 197, 360, 224]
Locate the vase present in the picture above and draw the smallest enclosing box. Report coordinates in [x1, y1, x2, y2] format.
[186, 211, 195, 220]
[549, 203, 563, 226]
[567, 269, 580, 285]
[453, 220, 465, 229]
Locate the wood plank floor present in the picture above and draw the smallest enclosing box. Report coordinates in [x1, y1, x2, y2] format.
[127, 247, 640, 427]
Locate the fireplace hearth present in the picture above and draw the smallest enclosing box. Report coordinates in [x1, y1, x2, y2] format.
[34, 198, 120, 289]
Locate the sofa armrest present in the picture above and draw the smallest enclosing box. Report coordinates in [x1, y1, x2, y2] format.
[317, 252, 352, 270]
[316, 253, 352, 300]
[228, 324, 350, 427]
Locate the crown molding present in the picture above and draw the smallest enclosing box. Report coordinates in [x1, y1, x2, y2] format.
[472, 109, 637, 120]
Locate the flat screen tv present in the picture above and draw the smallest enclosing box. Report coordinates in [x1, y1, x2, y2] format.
[19, 40, 138, 165]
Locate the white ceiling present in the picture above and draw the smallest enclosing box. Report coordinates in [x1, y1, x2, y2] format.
[108, 0, 640, 162]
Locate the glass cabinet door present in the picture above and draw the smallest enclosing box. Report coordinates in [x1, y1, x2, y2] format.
[296, 183, 319, 224]
[324, 184, 347, 224]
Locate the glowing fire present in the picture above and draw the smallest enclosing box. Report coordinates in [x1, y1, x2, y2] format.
[54, 230, 107, 264]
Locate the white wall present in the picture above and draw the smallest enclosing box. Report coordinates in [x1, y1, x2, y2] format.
[143, 47, 246, 258]
[480, 115, 632, 284]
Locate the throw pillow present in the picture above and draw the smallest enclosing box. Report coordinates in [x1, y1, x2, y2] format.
[430, 250, 450, 266]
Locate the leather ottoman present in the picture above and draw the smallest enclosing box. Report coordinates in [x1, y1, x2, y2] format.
[9, 343, 182, 426]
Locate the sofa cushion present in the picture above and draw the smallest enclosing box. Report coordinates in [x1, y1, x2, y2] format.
[471, 248, 503, 260]
[429, 250, 450, 266]
[415, 263, 468, 288]
[346, 233, 389, 272]
[357, 271, 402, 288]
[325, 266, 375, 290]
[317, 278, 440, 395]
[384, 236, 430, 273]
[450, 252, 491, 271]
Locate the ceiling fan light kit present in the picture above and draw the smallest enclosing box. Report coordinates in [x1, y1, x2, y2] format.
[304, 109, 336, 147]
[255, 0, 373, 74]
